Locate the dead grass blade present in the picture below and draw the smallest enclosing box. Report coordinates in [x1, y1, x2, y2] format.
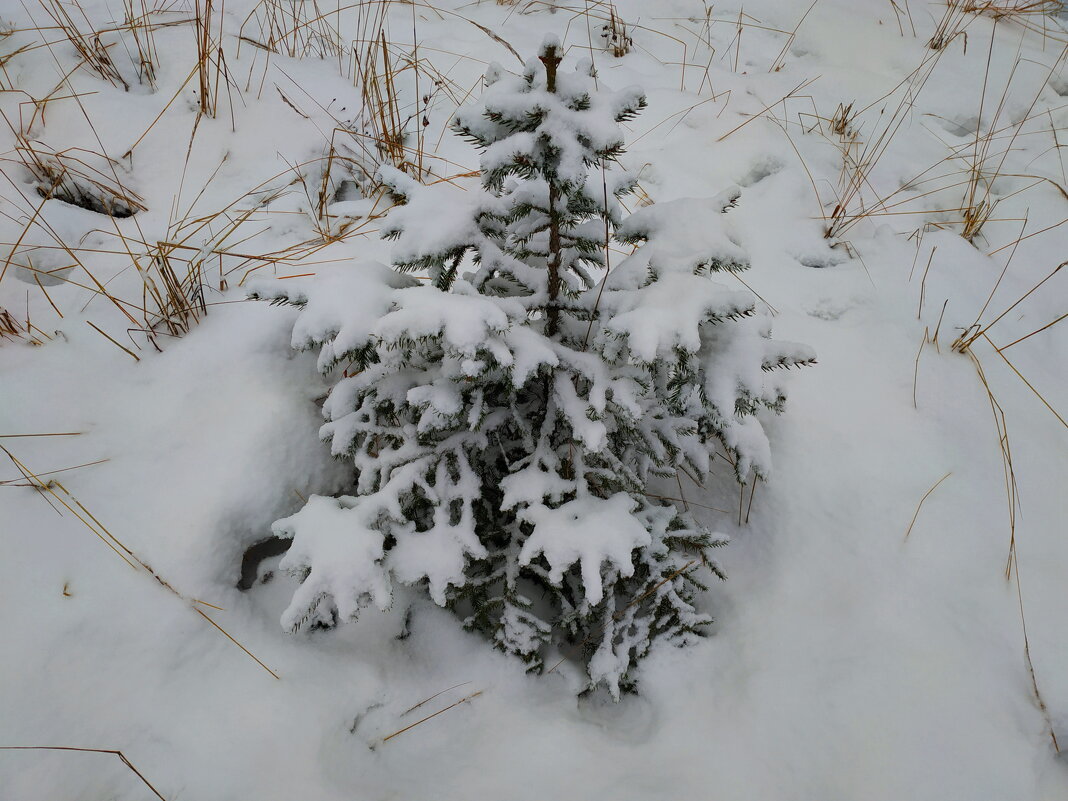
[1010, 556, 1060, 752]
[954, 261, 1064, 354]
[0, 457, 108, 486]
[400, 681, 473, 716]
[982, 332, 1066, 428]
[86, 319, 141, 361]
[903, 471, 952, 539]
[0, 747, 167, 800]
[961, 350, 1020, 575]
[0, 432, 83, 437]
[716, 77, 820, 143]
[380, 690, 484, 744]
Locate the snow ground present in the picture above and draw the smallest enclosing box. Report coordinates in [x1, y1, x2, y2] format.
[1, 0, 1066, 798]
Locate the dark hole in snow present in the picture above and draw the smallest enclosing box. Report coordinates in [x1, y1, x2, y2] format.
[333, 178, 362, 203]
[238, 536, 291, 590]
[396, 606, 412, 640]
[37, 185, 140, 218]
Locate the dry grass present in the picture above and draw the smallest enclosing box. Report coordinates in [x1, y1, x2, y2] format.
[135, 242, 207, 338]
[36, 0, 130, 89]
[929, 0, 975, 50]
[965, 0, 1064, 20]
[353, 27, 410, 174]
[0, 91, 218, 350]
[818, 43, 947, 238]
[121, 0, 159, 88]
[828, 101, 857, 138]
[809, 26, 1067, 243]
[930, 0, 1066, 50]
[195, 0, 236, 122]
[957, 346, 1060, 750]
[239, 1, 473, 187]
[902, 471, 953, 539]
[906, 248, 1063, 754]
[598, 4, 633, 58]
[0, 305, 53, 344]
[0, 6, 400, 351]
[956, 40, 1067, 241]
[28, 0, 177, 92]
[887, 0, 918, 38]
[755, 10, 1065, 749]
[239, 0, 343, 62]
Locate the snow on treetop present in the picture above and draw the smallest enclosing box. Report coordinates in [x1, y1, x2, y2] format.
[452, 44, 646, 190]
[538, 33, 561, 57]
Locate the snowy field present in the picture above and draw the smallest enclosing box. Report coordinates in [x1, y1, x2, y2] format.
[1, 1, 1067, 798]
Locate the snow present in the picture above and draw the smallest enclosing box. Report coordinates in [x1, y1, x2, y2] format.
[604, 271, 756, 362]
[613, 193, 750, 277]
[273, 495, 392, 629]
[390, 512, 487, 607]
[378, 167, 487, 268]
[250, 261, 417, 363]
[375, 282, 515, 356]
[2, 0, 1067, 799]
[518, 494, 652, 606]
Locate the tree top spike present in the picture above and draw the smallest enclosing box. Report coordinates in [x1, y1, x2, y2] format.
[538, 34, 561, 58]
[538, 35, 562, 91]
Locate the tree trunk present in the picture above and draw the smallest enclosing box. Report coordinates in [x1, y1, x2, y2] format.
[540, 44, 563, 337]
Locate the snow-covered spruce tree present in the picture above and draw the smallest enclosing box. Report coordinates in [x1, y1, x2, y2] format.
[258, 37, 814, 697]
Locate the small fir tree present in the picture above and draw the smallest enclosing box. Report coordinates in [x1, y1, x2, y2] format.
[256, 37, 814, 697]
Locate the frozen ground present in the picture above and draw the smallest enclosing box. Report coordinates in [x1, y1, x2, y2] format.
[1, 1, 1066, 799]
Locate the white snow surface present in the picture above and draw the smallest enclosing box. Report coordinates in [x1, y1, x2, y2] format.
[2, 1, 1067, 800]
